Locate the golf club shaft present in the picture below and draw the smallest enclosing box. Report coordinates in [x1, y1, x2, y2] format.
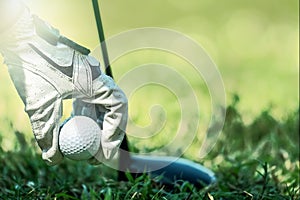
[91, 0, 113, 78]
[91, 1, 131, 179]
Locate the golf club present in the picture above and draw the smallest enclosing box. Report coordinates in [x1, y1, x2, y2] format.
[91, 0, 216, 188]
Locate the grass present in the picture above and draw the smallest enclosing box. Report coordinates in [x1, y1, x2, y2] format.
[0, 98, 298, 199]
[0, 0, 298, 151]
[1, 0, 299, 127]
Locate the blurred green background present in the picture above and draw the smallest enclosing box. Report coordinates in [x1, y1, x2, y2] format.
[0, 0, 298, 153]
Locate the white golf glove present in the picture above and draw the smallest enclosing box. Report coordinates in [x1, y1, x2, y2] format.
[0, 1, 128, 165]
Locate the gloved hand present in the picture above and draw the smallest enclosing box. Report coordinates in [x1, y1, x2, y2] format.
[0, 1, 128, 165]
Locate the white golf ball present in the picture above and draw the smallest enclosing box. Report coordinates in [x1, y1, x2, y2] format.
[59, 116, 101, 160]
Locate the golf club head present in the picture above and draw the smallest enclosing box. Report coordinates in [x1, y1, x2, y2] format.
[124, 154, 216, 188]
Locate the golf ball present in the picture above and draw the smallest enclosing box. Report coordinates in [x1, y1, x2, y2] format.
[59, 116, 101, 160]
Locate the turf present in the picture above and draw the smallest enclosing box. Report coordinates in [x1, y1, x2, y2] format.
[0, 100, 298, 199]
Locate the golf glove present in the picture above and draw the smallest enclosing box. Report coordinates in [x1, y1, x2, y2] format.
[0, 1, 128, 165]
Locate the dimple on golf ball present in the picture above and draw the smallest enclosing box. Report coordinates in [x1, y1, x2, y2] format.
[59, 116, 101, 160]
